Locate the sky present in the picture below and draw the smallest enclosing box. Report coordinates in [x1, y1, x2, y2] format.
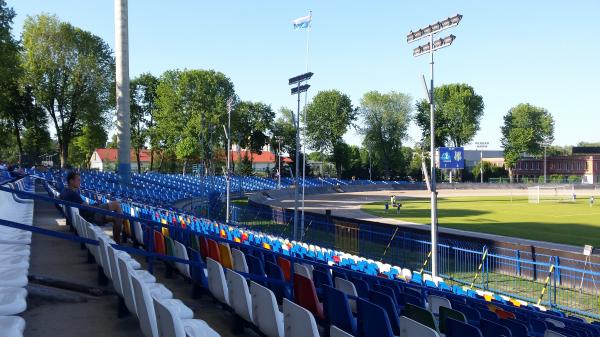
[7, 1, 600, 151]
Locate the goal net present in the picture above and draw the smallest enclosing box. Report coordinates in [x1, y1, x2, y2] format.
[528, 185, 575, 204]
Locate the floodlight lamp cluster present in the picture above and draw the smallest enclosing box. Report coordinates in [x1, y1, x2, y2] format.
[413, 35, 456, 57]
[406, 14, 462, 43]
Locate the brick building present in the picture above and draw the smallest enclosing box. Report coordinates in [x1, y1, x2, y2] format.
[513, 147, 600, 184]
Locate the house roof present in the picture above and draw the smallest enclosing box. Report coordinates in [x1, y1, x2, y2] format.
[95, 148, 152, 162]
[230, 150, 292, 164]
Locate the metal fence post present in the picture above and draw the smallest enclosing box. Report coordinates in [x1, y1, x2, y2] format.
[516, 250, 521, 276]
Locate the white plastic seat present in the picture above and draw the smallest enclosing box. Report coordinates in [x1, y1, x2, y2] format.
[400, 316, 440, 337]
[293, 263, 312, 280]
[206, 258, 229, 305]
[334, 277, 357, 312]
[427, 295, 451, 315]
[250, 280, 284, 337]
[330, 325, 353, 337]
[118, 255, 156, 315]
[0, 315, 26, 337]
[153, 297, 220, 337]
[0, 268, 28, 288]
[0, 244, 30, 257]
[106, 246, 141, 296]
[0, 287, 27, 315]
[282, 298, 319, 337]
[402, 268, 412, 281]
[98, 236, 115, 279]
[131, 273, 173, 337]
[173, 240, 191, 278]
[231, 248, 248, 273]
[225, 270, 252, 323]
[0, 255, 29, 270]
[545, 330, 568, 337]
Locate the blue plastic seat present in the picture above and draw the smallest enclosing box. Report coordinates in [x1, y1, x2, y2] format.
[480, 318, 512, 337]
[246, 254, 265, 277]
[369, 290, 401, 335]
[454, 303, 482, 326]
[313, 269, 333, 297]
[350, 278, 370, 299]
[357, 298, 396, 337]
[529, 318, 547, 337]
[265, 261, 292, 303]
[500, 319, 529, 337]
[323, 286, 357, 336]
[446, 317, 483, 337]
[477, 308, 499, 322]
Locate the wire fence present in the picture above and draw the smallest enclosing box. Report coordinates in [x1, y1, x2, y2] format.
[230, 203, 600, 319]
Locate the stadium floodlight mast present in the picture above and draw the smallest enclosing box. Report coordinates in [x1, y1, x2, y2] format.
[475, 141, 489, 183]
[407, 14, 462, 278]
[115, 0, 131, 185]
[289, 72, 313, 241]
[541, 139, 552, 184]
[225, 97, 234, 224]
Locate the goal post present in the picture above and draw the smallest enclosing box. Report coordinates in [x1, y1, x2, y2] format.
[528, 185, 575, 204]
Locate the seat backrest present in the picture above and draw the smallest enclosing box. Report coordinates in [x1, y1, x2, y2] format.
[218, 243, 233, 269]
[330, 325, 354, 337]
[277, 257, 292, 281]
[335, 277, 357, 312]
[207, 257, 229, 305]
[199, 236, 209, 259]
[188, 248, 207, 288]
[428, 294, 451, 315]
[117, 255, 138, 315]
[283, 298, 320, 337]
[400, 316, 441, 337]
[153, 297, 184, 337]
[206, 239, 221, 263]
[500, 319, 529, 337]
[356, 298, 395, 337]
[350, 278, 370, 298]
[369, 290, 400, 334]
[265, 261, 285, 281]
[404, 303, 438, 332]
[445, 317, 482, 337]
[480, 318, 512, 337]
[131, 273, 159, 337]
[293, 274, 323, 320]
[226, 270, 253, 323]
[247, 254, 265, 277]
[313, 269, 333, 289]
[455, 303, 482, 324]
[250, 280, 284, 337]
[173, 240, 190, 278]
[106, 246, 124, 295]
[153, 231, 166, 255]
[324, 286, 355, 335]
[545, 331, 569, 337]
[231, 248, 249, 273]
[439, 306, 467, 333]
[98, 236, 114, 279]
[293, 262, 312, 280]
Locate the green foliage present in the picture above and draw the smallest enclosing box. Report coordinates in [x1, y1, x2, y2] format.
[231, 101, 274, 157]
[471, 161, 508, 182]
[130, 73, 159, 172]
[69, 122, 107, 168]
[415, 83, 484, 147]
[359, 90, 412, 179]
[501, 103, 554, 175]
[304, 90, 356, 178]
[22, 14, 114, 167]
[546, 145, 571, 156]
[21, 86, 53, 165]
[568, 175, 580, 184]
[154, 69, 235, 172]
[270, 107, 297, 162]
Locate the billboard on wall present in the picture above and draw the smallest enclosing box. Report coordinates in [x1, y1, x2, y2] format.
[439, 147, 465, 169]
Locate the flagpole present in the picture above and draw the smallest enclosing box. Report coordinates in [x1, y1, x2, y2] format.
[300, 11, 311, 241]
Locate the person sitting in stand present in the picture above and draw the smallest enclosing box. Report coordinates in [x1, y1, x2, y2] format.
[60, 171, 125, 244]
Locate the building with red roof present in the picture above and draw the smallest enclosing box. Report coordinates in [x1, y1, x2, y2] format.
[90, 148, 152, 172]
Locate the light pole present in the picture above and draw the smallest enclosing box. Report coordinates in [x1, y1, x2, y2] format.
[475, 141, 489, 183]
[368, 149, 372, 181]
[542, 141, 551, 184]
[115, 0, 131, 185]
[277, 137, 282, 190]
[289, 72, 313, 241]
[225, 97, 233, 224]
[407, 14, 462, 278]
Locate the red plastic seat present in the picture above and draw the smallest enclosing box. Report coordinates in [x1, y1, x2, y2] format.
[199, 236, 209, 260]
[206, 239, 221, 264]
[293, 274, 325, 320]
[277, 256, 292, 281]
[153, 231, 165, 255]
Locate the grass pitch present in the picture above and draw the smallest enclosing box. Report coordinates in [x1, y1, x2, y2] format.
[361, 196, 600, 247]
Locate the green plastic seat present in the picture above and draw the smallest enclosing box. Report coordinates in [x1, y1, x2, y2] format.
[404, 303, 438, 332]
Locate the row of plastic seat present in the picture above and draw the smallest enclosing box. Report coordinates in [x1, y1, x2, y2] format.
[56, 186, 221, 337]
[0, 177, 34, 337]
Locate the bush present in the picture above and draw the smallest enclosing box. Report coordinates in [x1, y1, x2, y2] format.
[568, 175, 580, 184]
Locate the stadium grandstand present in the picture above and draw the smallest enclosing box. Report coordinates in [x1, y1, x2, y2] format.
[1, 167, 600, 337]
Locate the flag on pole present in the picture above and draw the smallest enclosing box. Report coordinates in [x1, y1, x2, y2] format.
[292, 13, 311, 30]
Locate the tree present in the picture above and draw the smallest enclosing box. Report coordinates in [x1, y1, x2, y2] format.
[358, 91, 412, 179]
[69, 122, 108, 168]
[130, 73, 158, 173]
[304, 90, 356, 178]
[21, 86, 53, 165]
[154, 69, 235, 174]
[22, 14, 114, 168]
[0, 0, 25, 165]
[501, 103, 554, 180]
[231, 101, 274, 167]
[415, 83, 484, 147]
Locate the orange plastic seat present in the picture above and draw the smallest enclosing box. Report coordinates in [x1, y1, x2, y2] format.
[218, 243, 233, 269]
[277, 256, 292, 282]
[153, 230, 166, 255]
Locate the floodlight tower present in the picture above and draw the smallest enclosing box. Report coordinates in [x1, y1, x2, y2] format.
[225, 97, 233, 224]
[407, 14, 462, 278]
[288, 72, 313, 241]
[115, 0, 131, 185]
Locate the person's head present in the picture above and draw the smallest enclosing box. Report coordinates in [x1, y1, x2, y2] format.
[66, 171, 81, 189]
